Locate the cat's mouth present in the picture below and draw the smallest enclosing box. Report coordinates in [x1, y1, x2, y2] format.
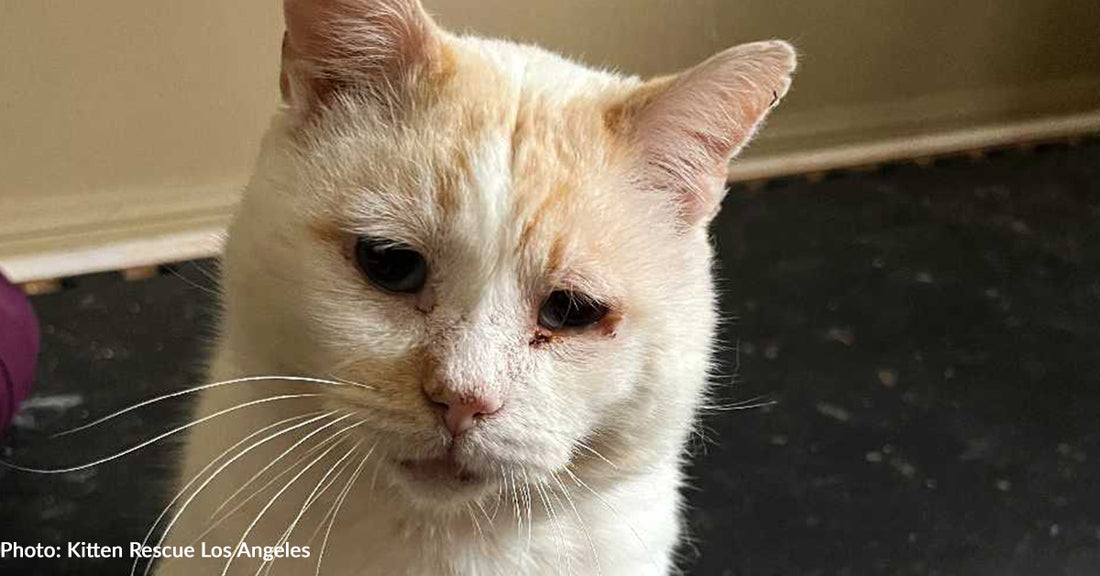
[396, 455, 484, 485]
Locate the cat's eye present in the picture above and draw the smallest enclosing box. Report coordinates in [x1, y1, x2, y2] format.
[538, 290, 609, 331]
[355, 236, 428, 294]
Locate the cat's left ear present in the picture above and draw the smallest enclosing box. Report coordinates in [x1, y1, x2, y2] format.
[611, 41, 797, 226]
[280, 0, 444, 110]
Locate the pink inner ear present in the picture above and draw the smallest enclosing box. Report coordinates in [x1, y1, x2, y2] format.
[281, 0, 441, 106]
[629, 41, 797, 225]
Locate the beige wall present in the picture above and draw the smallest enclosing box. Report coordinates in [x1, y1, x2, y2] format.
[2, 1, 1099, 279]
[448, 0, 1100, 152]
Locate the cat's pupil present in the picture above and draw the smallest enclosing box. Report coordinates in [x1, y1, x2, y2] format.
[355, 237, 427, 294]
[538, 290, 608, 331]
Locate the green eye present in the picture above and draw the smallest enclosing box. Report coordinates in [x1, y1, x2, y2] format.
[355, 236, 427, 294]
[538, 291, 608, 330]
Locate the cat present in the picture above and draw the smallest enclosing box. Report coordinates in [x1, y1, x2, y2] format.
[153, 0, 795, 574]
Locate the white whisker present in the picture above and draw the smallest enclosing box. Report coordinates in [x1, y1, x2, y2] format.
[259, 448, 358, 576]
[533, 479, 567, 575]
[315, 446, 375, 576]
[490, 469, 505, 521]
[162, 265, 222, 297]
[130, 411, 324, 576]
[564, 468, 652, 560]
[52, 376, 372, 439]
[1, 393, 327, 475]
[551, 471, 601, 576]
[140, 411, 341, 576]
[368, 454, 384, 494]
[700, 396, 777, 412]
[521, 468, 534, 552]
[466, 502, 485, 542]
[508, 467, 521, 537]
[179, 415, 365, 556]
[306, 442, 376, 546]
[475, 499, 492, 523]
[208, 413, 360, 521]
[257, 440, 363, 576]
[574, 442, 619, 470]
[221, 432, 358, 576]
[301, 452, 358, 547]
[547, 483, 581, 576]
[326, 373, 374, 391]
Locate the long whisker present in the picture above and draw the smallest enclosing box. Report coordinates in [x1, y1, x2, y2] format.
[177, 415, 364, 556]
[261, 457, 356, 576]
[564, 468, 656, 565]
[548, 483, 581, 576]
[490, 469, 505, 522]
[293, 447, 359, 537]
[187, 260, 223, 286]
[162, 264, 222, 297]
[699, 397, 777, 412]
[257, 440, 363, 576]
[574, 441, 619, 470]
[306, 442, 375, 545]
[52, 376, 372, 439]
[208, 413, 360, 521]
[369, 457, 384, 495]
[315, 446, 375, 576]
[551, 471, 601, 576]
[326, 373, 373, 391]
[508, 467, 521, 537]
[130, 411, 325, 576]
[140, 411, 343, 576]
[475, 499, 492, 524]
[466, 502, 485, 542]
[1, 393, 327, 474]
[533, 479, 566, 575]
[221, 431, 360, 576]
[521, 468, 534, 552]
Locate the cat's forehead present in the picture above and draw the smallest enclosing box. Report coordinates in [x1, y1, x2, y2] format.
[439, 41, 642, 276]
[440, 39, 634, 214]
[312, 39, 643, 275]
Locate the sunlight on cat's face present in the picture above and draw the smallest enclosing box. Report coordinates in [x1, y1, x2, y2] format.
[222, 0, 795, 509]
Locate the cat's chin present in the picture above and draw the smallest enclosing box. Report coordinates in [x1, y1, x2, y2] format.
[388, 455, 495, 508]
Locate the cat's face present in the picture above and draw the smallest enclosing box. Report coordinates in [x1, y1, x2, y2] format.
[223, 0, 794, 509]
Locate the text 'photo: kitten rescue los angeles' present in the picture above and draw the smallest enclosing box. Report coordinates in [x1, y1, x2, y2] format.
[12, 0, 796, 574]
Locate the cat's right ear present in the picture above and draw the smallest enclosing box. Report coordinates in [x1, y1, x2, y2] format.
[280, 0, 445, 111]
[609, 41, 796, 227]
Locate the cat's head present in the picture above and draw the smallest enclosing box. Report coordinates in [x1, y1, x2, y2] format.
[223, 0, 795, 509]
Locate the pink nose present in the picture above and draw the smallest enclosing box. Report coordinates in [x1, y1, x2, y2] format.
[426, 389, 502, 437]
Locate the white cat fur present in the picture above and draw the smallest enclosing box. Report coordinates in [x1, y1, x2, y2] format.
[155, 1, 795, 574]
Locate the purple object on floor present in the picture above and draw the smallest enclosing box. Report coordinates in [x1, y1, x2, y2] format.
[0, 271, 39, 434]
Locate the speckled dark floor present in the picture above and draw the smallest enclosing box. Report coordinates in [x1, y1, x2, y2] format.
[2, 139, 1099, 575]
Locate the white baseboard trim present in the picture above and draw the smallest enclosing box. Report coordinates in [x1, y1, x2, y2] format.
[729, 110, 1100, 182]
[1, 110, 1097, 285]
[1, 227, 225, 284]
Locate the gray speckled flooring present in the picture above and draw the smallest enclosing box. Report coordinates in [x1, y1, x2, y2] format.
[2, 139, 1099, 575]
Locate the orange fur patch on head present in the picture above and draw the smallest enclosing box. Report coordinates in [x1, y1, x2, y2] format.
[432, 143, 472, 217]
[506, 91, 637, 274]
[308, 217, 350, 249]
